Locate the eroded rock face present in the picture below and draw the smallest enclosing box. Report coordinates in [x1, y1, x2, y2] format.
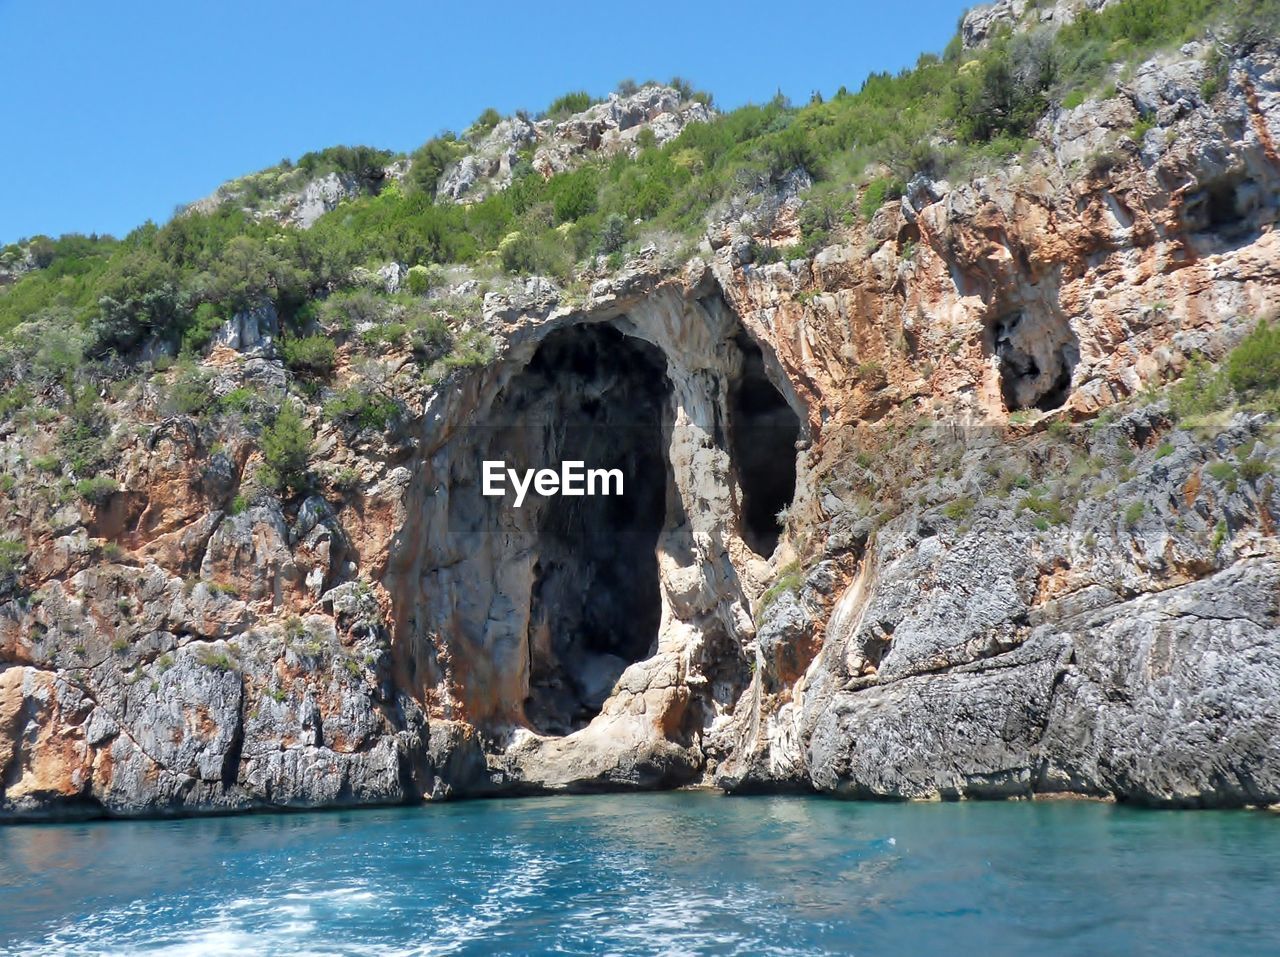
[4, 41, 1280, 819]
[380, 283, 799, 791]
[961, 0, 1112, 49]
[438, 86, 715, 203]
[802, 559, 1280, 806]
[989, 305, 1080, 411]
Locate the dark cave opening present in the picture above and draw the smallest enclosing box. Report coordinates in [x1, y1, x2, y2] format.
[1182, 173, 1258, 238]
[728, 333, 800, 556]
[1207, 178, 1245, 229]
[504, 324, 672, 736]
[990, 309, 1080, 412]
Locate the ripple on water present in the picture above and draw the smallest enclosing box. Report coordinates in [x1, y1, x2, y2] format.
[3, 795, 1280, 956]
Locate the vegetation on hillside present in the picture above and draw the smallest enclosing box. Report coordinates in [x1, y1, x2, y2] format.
[0, 0, 1274, 505]
[4, 0, 1269, 352]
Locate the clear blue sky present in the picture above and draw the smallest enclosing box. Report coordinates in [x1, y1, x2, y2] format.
[0, 0, 972, 245]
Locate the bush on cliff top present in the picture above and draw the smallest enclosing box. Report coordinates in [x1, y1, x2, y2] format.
[0, 0, 1265, 356]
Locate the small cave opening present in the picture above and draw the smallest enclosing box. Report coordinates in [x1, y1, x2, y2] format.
[728, 332, 800, 556]
[497, 324, 672, 736]
[990, 308, 1080, 413]
[1182, 173, 1260, 240]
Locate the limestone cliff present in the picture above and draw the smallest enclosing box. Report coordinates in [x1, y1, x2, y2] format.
[2, 19, 1280, 819]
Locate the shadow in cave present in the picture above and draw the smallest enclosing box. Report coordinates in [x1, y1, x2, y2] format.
[497, 324, 672, 736]
[990, 308, 1080, 413]
[728, 332, 800, 556]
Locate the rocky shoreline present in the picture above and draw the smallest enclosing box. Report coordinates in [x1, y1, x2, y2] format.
[4, 18, 1280, 822]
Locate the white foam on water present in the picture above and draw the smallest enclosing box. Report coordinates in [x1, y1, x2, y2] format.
[2, 880, 399, 957]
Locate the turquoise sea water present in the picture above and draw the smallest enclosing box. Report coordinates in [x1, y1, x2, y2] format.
[1, 793, 1278, 956]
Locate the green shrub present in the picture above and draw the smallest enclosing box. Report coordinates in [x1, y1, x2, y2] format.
[166, 361, 213, 415]
[60, 390, 111, 475]
[219, 387, 256, 414]
[1238, 456, 1270, 482]
[0, 385, 32, 423]
[1124, 501, 1146, 525]
[0, 537, 26, 576]
[442, 329, 495, 371]
[1021, 492, 1071, 524]
[293, 145, 392, 181]
[323, 387, 399, 431]
[1211, 520, 1228, 551]
[282, 334, 337, 377]
[1155, 442, 1174, 459]
[210, 234, 305, 311]
[951, 38, 1054, 143]
[942, 496, 974, 520]
[470, 107, 502, 134]
[196, 647, 239, 672]
[1169, 356, 1231, 419]
[405, 264, 434, 295]
[859, 177, 903, 220]
[1130, 114, 1157, 141]
[598, 213, 629, 254]
[550, 170, 599, 223]
[76, 475, 120, 505]
[407, 134, 464, 197]
[316, 288, 392, 331]
[758, 561, 804, 620]
[407, 312, 452, 359]
[1226, 319, 1280, 401]
[1208, 460, 1238, 489]
[181, 302, 225, 354]
[545, 91, 595, 118]
[499, 230, 567, 276]
[361, 322, 407, 348]
[259, 404, 313, 490]
[330, 467, 362, 491]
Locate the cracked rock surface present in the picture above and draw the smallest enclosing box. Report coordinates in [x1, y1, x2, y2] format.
[5, 39, 1280, 819]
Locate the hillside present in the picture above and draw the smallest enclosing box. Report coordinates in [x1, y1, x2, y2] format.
[2, 0, 1280, 818]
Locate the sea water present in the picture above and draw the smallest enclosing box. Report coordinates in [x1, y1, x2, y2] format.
[2, 793, 1278, 955]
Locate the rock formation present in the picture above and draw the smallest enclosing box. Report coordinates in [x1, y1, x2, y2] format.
[3, 20, 1280, 820]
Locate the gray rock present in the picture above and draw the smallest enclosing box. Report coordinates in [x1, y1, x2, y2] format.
[212, 302, 278, 355]
[808, 636, 1073, 799]
[1039, 559, 1280, 806]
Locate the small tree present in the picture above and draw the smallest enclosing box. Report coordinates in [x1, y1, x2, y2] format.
[405, 264, 433, 295]
[408, 134, 461, 197]
[260, 403, 313, 491]
[1227, 318, 1280, 399]
[599, 213, 628, 254]
[282, 334, 337, 378]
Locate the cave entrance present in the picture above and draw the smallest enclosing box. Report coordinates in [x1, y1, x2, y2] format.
[990, 308, 1080, 413]
[512, 324, 671, 736]
[728, 332, 800, 556]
